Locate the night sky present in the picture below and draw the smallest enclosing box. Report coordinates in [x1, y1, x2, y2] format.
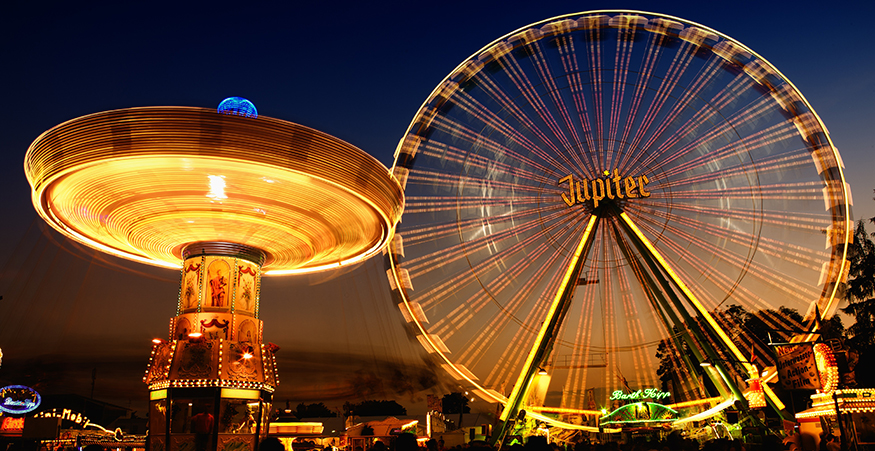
[0, 1, 872, 419]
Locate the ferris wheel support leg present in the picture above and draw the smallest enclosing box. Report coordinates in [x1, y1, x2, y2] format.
[611, 210, 747, 404]
[490, 212, 601, 448]
[612, 206, 790, 426]
[610, 222, 731, 400]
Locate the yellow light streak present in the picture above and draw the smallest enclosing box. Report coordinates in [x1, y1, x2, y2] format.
[618, 211, 786, 411]
[25, 107, 404, 273]
[667, 397, 724, 410]
[501, 214, 598, 422]
[525, 411, 621, 434]
[526, 405, 604, 416]
[671, 397, 736, 426]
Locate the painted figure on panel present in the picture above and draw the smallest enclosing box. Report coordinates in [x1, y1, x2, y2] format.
[236, 264, 257, 314]
[175, 317, 191, 340]
[207, 260, 230, 307]
[238, 319, 256, 343]
[183, 262, 201, 310]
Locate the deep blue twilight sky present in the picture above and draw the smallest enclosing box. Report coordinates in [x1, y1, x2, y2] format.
[0, 1, 872, 417]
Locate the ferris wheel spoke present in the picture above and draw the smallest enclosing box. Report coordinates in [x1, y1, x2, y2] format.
[454, 237, 577, 365]
[594, 231, 661, 390]
[555, 36, 600, 171]
[559, 265, 603, 408]
[612, 247, 660, 388]
[416, 142, 565, 186]
[664, 151, 812, 191]
[525, 40, 591, 165]
[497, 50, 581, 163]
[461, 67, 592, 177]
[583, 27, 607, 170]
[407, 164, 561, 194]
[633, 213, 822, 315]
[623, 57, 727, 172]
[615, 36, 679, 171]
[399, 203, 556, 246]
[636, 77, 770, 172]
[451, 220, 594, 393]
[605, 25, 638, 163]
[644, 203, 830, 270]
[429, 109, 573, 176]
[636, 209, 822, 291]
[403, 196, 544, 217]
[665, 183, 827, 204]
[401, 204, 569, 274]
[410, 209, 581, 318]
[620, 39, 702, 167]
[634, 199, 832, 234]
[658, 124, 800, 182]
[476, 235, 587, 389]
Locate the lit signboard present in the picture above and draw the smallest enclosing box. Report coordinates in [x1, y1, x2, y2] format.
[35, 408, 90, 426]
[610, 388, 670, 401]
[0, 385, 41, 414]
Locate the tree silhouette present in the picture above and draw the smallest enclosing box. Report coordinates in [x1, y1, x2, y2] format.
[842, 220, 875, 352]
[295, 402, 336, 418]
[441, 393, 470, 414]
[442, 392, 470, 430]
[840, 218, 875, 387]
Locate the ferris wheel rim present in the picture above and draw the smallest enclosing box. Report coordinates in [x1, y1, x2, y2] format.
[388, 10, 852, 414]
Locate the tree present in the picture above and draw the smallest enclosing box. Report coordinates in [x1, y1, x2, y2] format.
[840, 219, 875, 387]
[441, 393, 471, 415]
[442, 392, 471, 430]
[841, 220, 875, 352]
[654, 338, 675, 393]
[295, 402, 336, 418]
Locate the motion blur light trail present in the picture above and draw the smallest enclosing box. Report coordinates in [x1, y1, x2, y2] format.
[25, 107, 403, 275]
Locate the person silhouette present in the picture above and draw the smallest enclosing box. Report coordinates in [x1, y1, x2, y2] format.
[191, 406, 214, 451]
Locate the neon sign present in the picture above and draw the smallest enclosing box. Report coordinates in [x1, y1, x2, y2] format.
[0, 417, 24, 432]
[35, 408, 90, 426]
[0, 385, 41, 414]
[610, 388, 670, 401]
[558, 170, 651, 208]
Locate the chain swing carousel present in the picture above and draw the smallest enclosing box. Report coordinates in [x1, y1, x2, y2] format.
[24, 98, 404, 451]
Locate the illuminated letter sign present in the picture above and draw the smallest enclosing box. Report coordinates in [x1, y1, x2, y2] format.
[35, 408, 90, 426]
[558, 170, 651, 208]
[0, 385, 41, 414]
[609, 388, 670, 401]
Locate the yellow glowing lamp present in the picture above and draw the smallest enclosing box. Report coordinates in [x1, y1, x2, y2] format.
[813, 343, 839, 393]
[745, 378, 766, 409]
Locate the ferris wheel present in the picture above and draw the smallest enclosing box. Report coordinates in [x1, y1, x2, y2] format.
[385, 10, 851, 431]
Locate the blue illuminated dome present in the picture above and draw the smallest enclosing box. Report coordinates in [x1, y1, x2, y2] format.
[217, 97, 258, 118]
